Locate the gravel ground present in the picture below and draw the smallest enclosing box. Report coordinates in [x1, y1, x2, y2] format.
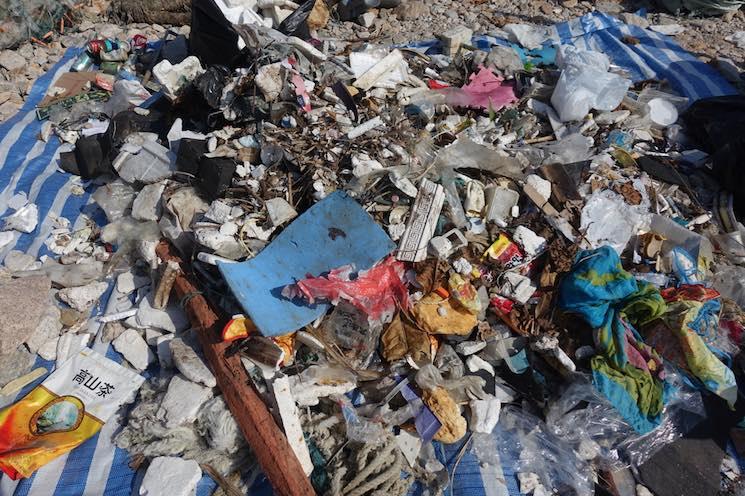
[320, 0, 745, 67]
[0, 0, 742, 123]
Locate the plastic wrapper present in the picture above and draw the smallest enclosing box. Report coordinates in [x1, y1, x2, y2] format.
[282, 256, 409, 325]
[321, 302, 382, 369]
[105, 80, 151, 118]
[713, 265, 745, 309]
[92, 180, 136, 223]
[551, 47, 631, 122]
[434, 344, 464, 380]
[336, 395, 386, 443]
[0, 348, 143, 479]
[546, 371, 706, 470]
[495, 405, 593, 495]
[435, 66, 518, 111]
[448, 273, 481, 314]
[277, 0, 315, 38]
[580, 189, 650, 254]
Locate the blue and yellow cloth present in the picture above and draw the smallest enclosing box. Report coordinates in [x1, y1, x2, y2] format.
[559, 246, 669, 433]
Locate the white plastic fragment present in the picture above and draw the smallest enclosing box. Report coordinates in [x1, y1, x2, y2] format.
[139, 456, 202, 496]
[287, 36, 328, 63]
[113, 139, 175, 184]
[55, 332, 92, 368]
[112, 328, 154, 371]
[153, 56, 205, 100]
[397, 179, 445, 262]
[428, 229, 468, 259]
[647, 98, 678, 127]
[353, 49, 405, 91]
[3, 203, 38, 233]
[484, 185, 519, 226]
[347, 116, 385, 139]
[499, 272, 536, 305]
[456, 340, 487, 356]
[512, 226, 547, 257]
[469, 396, 501, 433]
[265, 197, 298, 226]
[466, 355, 495, 376]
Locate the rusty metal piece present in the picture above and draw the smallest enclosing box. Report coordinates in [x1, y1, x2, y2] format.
[153, 260, 180, 309]
[155, 241, 315, 496]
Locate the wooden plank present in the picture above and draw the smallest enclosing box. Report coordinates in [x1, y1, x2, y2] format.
[155, 242, 315, 496]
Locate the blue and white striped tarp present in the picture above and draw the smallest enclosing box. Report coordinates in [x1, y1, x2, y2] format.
[0, 11, 737, 496]
[407, 11, 737, 103]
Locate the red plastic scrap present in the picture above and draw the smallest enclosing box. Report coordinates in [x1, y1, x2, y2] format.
[283, 256, 409, 322]
[437, 66, 517, 111]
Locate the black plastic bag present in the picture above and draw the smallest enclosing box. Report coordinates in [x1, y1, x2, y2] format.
[190, 0, 242, 67]
[278, 0, 316, 39]
[195, 65, 232, 108]
[683, 95, 745, 216]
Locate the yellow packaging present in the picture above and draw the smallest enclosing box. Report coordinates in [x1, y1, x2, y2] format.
[0, 348, 144, 479]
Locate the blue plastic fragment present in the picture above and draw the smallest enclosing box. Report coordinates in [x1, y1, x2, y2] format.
[218, 191, 396, 337]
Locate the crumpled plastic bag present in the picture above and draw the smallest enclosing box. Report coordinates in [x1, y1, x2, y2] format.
[580, 189, 650, 254]
[551, 47, 631, 122]
[283, 256, 409, 324]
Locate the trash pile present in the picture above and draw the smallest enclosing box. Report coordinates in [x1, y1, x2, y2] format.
[2, 2, 745, 495]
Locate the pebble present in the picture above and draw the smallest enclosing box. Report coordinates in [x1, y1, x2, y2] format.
[0, 276, 51, 355]
[0, 50, 25, 73]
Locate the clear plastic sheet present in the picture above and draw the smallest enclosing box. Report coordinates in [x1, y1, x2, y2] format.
[546, 371, 706, 471]
[495, 405, 593, 495]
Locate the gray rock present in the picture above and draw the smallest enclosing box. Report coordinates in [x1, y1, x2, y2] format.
[57, 281, 109, 312]
[170, 337, 216, 387]
[618, 12, 649, 29]
[396, 0, 429, 20]
[0, 346, 36, 386]
[0, 275, 51, 354]
[4, 250, 37, 271]
[25, 302, 62, 354]
[0, 50, 25, 72]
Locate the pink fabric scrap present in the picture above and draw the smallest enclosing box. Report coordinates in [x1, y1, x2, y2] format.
[438, 66, 517, 111]
[283, 257, 409, 322]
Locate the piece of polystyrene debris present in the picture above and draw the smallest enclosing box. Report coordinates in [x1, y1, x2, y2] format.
[469, 396, 501, 433]
[112, 328, 154, 371]
[139, 456, 202, 496]
[265, 197, 298, 226]
[170, 337, 217, 387]
[157, 374, 213, 428]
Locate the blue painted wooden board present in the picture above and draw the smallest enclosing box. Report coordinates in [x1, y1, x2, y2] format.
[218, 191, 396, 336]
